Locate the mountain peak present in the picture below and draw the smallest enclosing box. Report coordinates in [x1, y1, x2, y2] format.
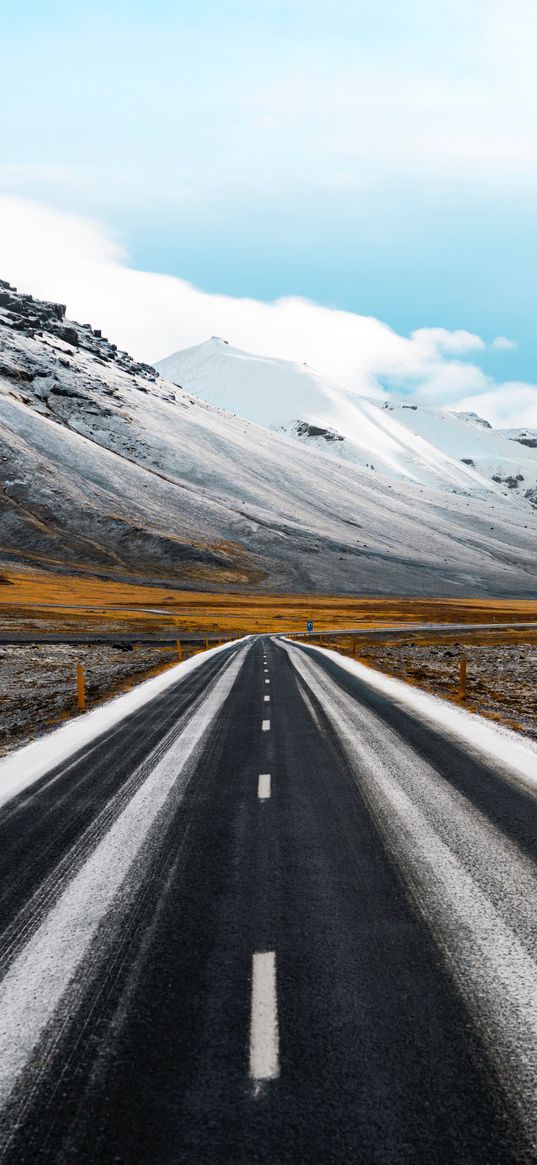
[156, 339, 537, 501]
[2, 282, 537, 595]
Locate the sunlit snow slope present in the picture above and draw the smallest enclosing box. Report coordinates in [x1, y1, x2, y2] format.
[379, 402, 537, 504]
[156, 339, 525, 497]
[2, 283, 537, 596]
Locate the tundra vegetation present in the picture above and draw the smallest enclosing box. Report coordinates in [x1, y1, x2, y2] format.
[1, 567, 537, 752]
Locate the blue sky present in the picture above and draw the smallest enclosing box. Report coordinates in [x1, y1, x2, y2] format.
[1, 0, 537, 410]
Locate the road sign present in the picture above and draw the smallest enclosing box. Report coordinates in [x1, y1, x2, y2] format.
[306, 621, 314, 633]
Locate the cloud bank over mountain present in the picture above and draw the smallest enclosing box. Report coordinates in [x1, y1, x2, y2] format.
[1, 194, 535, 428]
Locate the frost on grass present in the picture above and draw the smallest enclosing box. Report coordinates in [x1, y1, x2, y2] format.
[349, 641, 537, 741]
[0, 643, 179, 756]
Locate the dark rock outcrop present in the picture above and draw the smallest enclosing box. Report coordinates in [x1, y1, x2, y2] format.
[0, 280, 158, 384]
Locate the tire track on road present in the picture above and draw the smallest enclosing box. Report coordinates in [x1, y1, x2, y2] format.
[0, 646, 248, 1154]
[283, 639, 537, 1156]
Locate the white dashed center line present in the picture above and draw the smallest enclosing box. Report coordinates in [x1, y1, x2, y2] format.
[262, 720, 270, 732]
[265, 679, 270, 684]
[258, 773, 271, 799]
[264, 695, 270, 702]
[249, 952, 279, 1085]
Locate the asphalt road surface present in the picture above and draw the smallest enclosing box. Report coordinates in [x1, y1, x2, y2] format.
[0, 636, 536, 1163]
[292, 619, 537, 641]
[1, 620, 537, 645]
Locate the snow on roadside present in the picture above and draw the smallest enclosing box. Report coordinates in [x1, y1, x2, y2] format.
[0, 637, 250, 809]
[288, 639, 537, 789]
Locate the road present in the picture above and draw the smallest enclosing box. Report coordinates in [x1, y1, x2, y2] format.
[2, 619, 537, 646]
[292, 619, 537, 641]
[0, 635, 536, 1162]
[0, 633, 223, 646]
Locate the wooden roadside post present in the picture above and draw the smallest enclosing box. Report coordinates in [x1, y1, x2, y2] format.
[76, 663, 85, 712]
[177, 640, 183, 660]
[459, 654, 467, 701]
[205, 638, 209, 650]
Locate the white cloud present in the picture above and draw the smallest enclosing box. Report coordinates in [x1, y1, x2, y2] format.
[492, 335, 518, 350]
[453, 384, 537, 429]
[250, 28, 537, 191]
[0, 194, 535, 428]
[411, 328, 485, 356]
[0, 164, 74, 187]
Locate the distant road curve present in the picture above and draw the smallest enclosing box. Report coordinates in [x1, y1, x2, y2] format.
[292, 619, 537, 640]
[2, 620, 537, 646]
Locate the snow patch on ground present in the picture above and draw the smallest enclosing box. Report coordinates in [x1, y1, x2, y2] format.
[0, 637, 250, 809]
[289, 639, 537, 789]
[378, 400, 537, 499]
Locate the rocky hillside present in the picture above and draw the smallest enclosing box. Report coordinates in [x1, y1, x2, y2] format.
[2, 279, 537, 596]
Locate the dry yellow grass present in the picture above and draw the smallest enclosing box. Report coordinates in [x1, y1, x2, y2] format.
[0, 642, 196, 756]
[319, 632, 537, 739]
[2, 566, 537, 638]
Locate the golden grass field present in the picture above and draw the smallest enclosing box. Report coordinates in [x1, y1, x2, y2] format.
[1, 565, 537, 751]
[2, 566, 537, 637]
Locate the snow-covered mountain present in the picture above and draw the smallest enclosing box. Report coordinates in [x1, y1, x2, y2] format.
[156, 338, 537, 505]
[2, 281, 537, 597]
[156, 340, 494, 495]
[156, 338, 349, 429]
[498, 428, 537, 449]
[377, 402, 537, 506]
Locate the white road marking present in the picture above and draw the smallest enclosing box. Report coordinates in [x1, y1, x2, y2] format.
[249, 951, 279, 1084]
[264, 695, 270, 703]
[0, 650, 248, 1112]
[265, 679, 270, 684]
[262, 719, 270, 731]
[282, 640, 537, 1152]
[258, 774, 271, 799]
